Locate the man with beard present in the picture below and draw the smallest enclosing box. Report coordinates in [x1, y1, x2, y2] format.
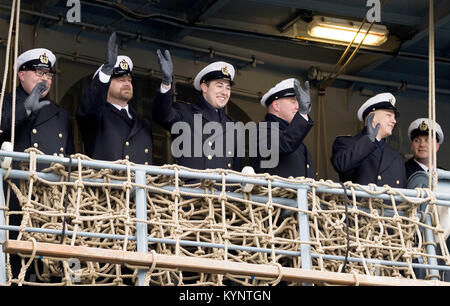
[152, 49, 241, 171]
[331, 92, 407, 188]
[77, 33, 153, 164]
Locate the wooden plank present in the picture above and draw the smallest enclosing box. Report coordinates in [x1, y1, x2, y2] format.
[3, 240, 449, 286]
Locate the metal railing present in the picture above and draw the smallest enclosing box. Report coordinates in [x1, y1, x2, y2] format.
[0, 150, 449, 285]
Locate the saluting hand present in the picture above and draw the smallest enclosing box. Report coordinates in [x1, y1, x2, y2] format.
[24, 81, 50, 116]
[101, 32, 118, 75]
[156, 49, 173, 86]
[366, 113, 380, 142]
[294, 79, 311, 115]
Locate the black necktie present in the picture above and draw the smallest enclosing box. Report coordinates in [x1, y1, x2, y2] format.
[120, 108, 129, 118]
[217, 109, 223, 122]
[375, 139, 385, 151]
[120, 109, 133, 126]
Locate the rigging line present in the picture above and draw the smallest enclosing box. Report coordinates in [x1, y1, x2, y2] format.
[315, 92, 322, 176]
[10, 0, 20, 150]
[60, 156, 72, 244]
[0, 0, 17, 133]
[320, 91, 329, 179]
[428, 0, 438, 192]
[320, 0, 388, 90]
[328, 16, 369, 78]
[339, 182, 351, 273]
[320, 20, 376, 90]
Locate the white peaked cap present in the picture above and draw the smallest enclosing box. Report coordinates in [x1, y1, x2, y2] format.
[260, 78, 297, 107]
[408, 118, 444, 144]
[17, 48, 56, 71]
[357, 92, 397, 122]
[193, 61, 235, 91]
[93, 55, 133, 79]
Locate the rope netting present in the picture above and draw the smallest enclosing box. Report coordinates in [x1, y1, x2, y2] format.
[1, 149, 449, 286]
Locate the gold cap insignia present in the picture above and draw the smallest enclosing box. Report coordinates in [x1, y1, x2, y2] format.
[419, 120, 428, 131]
[221, 66, 229, 76]
[40, 53, 49, 64]
[119, 59, 129, 70]
[389, 98, 394, 105]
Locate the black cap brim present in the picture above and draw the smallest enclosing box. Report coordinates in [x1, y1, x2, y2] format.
[362, 101, 399, 121]
[264, 88, 296, 106]
[200, 71, 233, 86]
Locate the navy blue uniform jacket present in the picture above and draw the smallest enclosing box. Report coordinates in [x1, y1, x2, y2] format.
[405, 158, 425, 181]
[77, 75, 153, 165]
[405, 158, 446, 181]
[251, 112, 315, 179]
[331, 128, 407, 188]
[1, 85, 75, 232]
[0, 85, 74, 156]
[152, 87, 241, 171]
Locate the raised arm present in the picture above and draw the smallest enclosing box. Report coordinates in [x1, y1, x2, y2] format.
[152, 49, 182, 130]
[77, 32, 117, 117]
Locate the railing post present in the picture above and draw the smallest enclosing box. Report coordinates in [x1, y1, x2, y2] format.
[0, 174, 6, 284]
[423, 210, 440, 280]
[297, 188, 312, 286]
[135, 169, 148, 286]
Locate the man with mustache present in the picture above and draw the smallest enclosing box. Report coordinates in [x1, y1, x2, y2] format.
[77, 33, 153, 165]
[331, 92, 407, 188]
[0, 48, 75, 283]
[251, 78, 315, 178]
[152, 49, 241, 171]
[0, 48, 74, 158]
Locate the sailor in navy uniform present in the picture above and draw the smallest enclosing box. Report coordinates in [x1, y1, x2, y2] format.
[251, 78, 315, 179]
[77, 33, 152, 165]
[0, 48, 75, 282]
[405, 118, 444, 179]
[0, 48, 74, 158]
[331, 93, 407, 188]
[405, 118, 449, 281]
[152, 49, 241, 171]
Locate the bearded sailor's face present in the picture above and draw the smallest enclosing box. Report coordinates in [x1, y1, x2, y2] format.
[109, 75, 133, 102]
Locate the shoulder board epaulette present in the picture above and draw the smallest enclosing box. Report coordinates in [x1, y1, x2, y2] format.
[174, 100, 190, 105]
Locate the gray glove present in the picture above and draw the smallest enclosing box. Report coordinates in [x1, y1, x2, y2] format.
[156, 49, 173, 86]
[24, 81, 50, 116]
[101, 32, 118, 75]
[294, 79, 311, 114]
[366, 113, 380, 142]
